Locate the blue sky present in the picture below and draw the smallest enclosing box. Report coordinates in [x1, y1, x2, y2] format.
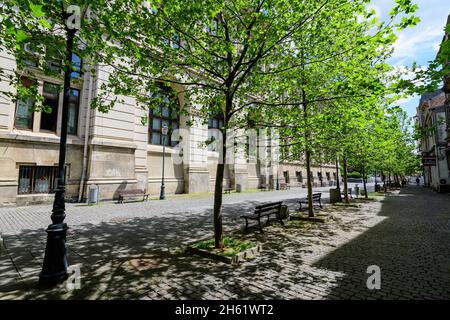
[369, 0, 450, 119]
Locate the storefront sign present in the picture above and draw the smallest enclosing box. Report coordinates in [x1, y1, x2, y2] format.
[422, 156, 436, 166]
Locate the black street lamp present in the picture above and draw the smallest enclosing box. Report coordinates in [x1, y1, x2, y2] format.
[39, 25, 77, 286]
[276, 167, 280, 190]
[160, 124, 168, 200]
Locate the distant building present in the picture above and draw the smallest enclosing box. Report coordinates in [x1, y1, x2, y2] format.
[443, 15, 450, 181]
[416, 90, 450, 192]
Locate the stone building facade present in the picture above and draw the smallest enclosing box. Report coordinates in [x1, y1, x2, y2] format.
[443, 15, 450, 192]
[417, 90, 450, 192]
[0, 51, 337, 206]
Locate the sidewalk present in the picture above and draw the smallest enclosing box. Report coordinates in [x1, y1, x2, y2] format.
[5, 184, 448, 300]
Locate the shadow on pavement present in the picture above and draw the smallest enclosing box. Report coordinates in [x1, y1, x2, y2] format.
[312, 185, 450, 299]
[1, 198, 316, 299]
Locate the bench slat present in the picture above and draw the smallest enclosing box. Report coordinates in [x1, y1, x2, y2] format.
[117, 189, 149, 203]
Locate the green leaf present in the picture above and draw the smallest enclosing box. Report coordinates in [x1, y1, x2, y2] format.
[39, 18, 51, 29]
[29, 3, 46, 18]
[16, 30, 28, 43]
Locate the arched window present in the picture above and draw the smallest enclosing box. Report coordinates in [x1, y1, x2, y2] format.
[207, 113, 224, 151]
[148, 84, 180, 146]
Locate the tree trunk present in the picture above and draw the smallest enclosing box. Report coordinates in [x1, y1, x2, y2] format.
[374, 170, 378, 190]
[212, 96, 232, 249]
[305, 148, 314, 217]
[213, 162, 225, 249]
[302, 89, 314, 217]
[362, 165, 368, 199]
[335, 157, 342, 201]
[343, 156, 349, 203]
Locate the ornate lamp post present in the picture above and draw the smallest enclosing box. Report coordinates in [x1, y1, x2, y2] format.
[39, 7, 80, 286]
[276, 167, 280, 190]
[160, 124, 168, 200]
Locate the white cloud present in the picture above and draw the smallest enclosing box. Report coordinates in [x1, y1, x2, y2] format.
[367, 4, 382, 19]
[392, 25, 444, 60]
[432, 42, 441, 52]
[397, 94, 418, 106]
[388, 65, 424, 107]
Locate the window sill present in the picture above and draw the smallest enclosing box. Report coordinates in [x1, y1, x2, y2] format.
[207, 151, 220, 157]
[147, 144, 179, 154]
[1, 131, 83, 145]
[16, 193, 54, 197]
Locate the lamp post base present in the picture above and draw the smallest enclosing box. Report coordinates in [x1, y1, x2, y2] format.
[39, 223, 69, 287]
[159, 184, 165, 200]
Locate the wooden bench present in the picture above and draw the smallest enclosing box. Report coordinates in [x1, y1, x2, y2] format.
[298, 193, 322, 211]
[223, 186, 233, 194]
[117, 189, 149, 203]
[280, 183, 291, 190]
[259, 183, 274, 191]
[241, 201, 284, 233]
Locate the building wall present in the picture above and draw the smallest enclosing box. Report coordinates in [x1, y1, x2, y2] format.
[417, 91, 450, 193]
[0, 50, 87, 205]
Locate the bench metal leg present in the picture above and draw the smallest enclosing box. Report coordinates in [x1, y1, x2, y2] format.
[258, 218, 264, 233]
[244, 218, 249, 230]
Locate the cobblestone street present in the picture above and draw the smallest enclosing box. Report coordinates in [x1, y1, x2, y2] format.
[1, 184, 450, 300]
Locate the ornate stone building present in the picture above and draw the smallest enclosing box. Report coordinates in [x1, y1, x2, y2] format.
[416, 14, 450, 193]
[416, 90, 450, 192]
[0, 51, 337, 206]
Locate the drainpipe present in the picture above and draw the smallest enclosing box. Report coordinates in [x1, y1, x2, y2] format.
[78, 69, 95, 202]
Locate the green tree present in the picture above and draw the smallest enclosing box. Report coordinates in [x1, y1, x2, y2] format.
[92, 0, 392, 245]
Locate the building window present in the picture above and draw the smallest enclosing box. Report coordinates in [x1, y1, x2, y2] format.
[14, 77, 35, 130]
[15, 98, 34, 129]
[40, 82, 60, 132]
[208, 114, 224, 151]
[283, 171, 290, 183]
[45, 46, 62, 72]
[333, 172, 337, 180]
[21, 42, 41, 67]
[18, 166, 62, 194]
[296, 171, 303, 182]
[148, 85, 179, 146]
[68, 88, 80, 135]
[281, 138, 289, 160]
[71, 53, 82, 78]
[326, 172, 331, 181]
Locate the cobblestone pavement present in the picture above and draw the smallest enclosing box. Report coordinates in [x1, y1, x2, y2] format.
[2, 184, 450, 300]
